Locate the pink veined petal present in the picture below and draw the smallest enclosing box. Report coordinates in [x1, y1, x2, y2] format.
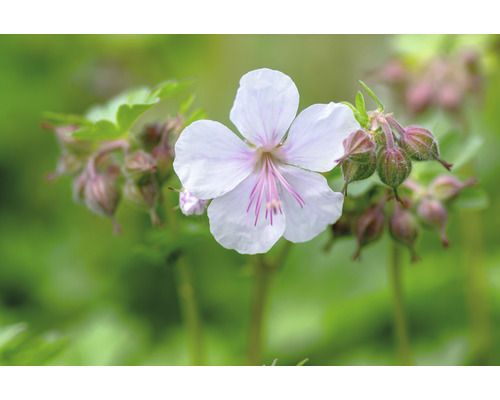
[173, 120, 255, 200]
[229, 68, 299, 148]
[278, 165, 344, 243]
[281, 103, 360, 173]
[207, 170, 286, 254]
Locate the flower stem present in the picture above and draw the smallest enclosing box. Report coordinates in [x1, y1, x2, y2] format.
[163, 190, 206, 365]
[175, 252, 206, 365]
[389, 241, 413, 366]
[246, 241, 292, 365]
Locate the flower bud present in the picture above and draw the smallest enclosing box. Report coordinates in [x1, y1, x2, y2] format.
[399, 126, 452, 170]
[151, 141, 172, 183]
[437, 84, 463, 112]
[123, 175, 162, 226]
[136, 123, 163, 150]
[341, 151, 377, 195]
[417, 197, 449, 248]
[337, 130, 376, 164]
[406, 82, 433, 115]
[430, 175, 478, 203]
[352, 204, 386, 260]
[46, 151, 86, 181]
[84, 173, 121, 234]
[72, 172, 89, 205]
[124, 149, 157, 174]
[180, 188, 208, 216]
[324, 212, 354, 252]
[377, 146, 412, 193]
[389, 206, 420, 263]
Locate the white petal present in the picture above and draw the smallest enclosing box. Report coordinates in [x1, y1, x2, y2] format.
[281, 103, 360, 172]
[279, 165, 344, 243]
[208, 171, 286, 254]
[173, 120, 255, 199]
[229, 68, 299, 147]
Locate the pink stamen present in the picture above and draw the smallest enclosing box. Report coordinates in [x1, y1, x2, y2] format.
[248, 153, 305, 226]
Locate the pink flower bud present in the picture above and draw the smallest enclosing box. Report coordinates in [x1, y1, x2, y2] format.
[430, 175, 478, 203]
[337, 130, 376, 164]
[400, 126, 452, 170]
[437, 84, 463, 112]
[124, 150, 157, 174]
[405, 82, 433, 115]
[417, 197, 449, 248]
[124, 176, 162, 227]
[46, 152, 86, 181]
[84, 173, 121, 233]
[377, 146, 412, 192]
[389, 205, 420, 262]
[180, 189, 208, 216]
[72, 172, 89, 205]
[341, 151, 377, 195]
[352, 204, 386, 260]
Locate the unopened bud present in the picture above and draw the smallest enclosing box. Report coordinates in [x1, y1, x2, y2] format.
[430, 175, 478, 203]
[377, 146, 412, 196]
[151, 141, 172, 183]
[337, 130, 376, 164]
[136, 123, 163, 150]
[417, 197, 449, 248]
[180, 188, 208, 216]
[84, 173, 121, 234]
[46, 151, 86, 181]
[72, 172, 89, 204]
[324, 212, 354, 252]
[124, 149, 157, 174]
[406, 82, 433, 115]
[437, 84, 462, 112]
[400, 126, 452, 170]
[124, 175, 162, 226]
[389, 206, 420, 262]
[377, 59, 407, 84]
[341, 151, 377, 195]
[352, 204, 386, 260]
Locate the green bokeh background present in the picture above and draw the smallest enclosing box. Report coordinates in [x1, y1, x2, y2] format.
[1, 34, 499, 365]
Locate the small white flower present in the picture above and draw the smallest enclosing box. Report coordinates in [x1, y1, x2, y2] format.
[174, 68, 359, 254]
[180, 188, 208, 216]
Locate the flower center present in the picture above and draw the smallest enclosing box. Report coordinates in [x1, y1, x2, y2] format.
[247, 151, 304, 226]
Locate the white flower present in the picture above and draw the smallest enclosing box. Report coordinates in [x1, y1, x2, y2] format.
[179, 188, 208, 216]
[174, 68, 360, 254]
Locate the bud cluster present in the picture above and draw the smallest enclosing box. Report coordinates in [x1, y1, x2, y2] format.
[44, 117, 186, 233]
[374, 49, 483, 115]
[326, 174, 476, 262]
[339, 112, 452, 199]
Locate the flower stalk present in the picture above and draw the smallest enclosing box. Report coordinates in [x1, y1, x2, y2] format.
[389, 241, 413, 365]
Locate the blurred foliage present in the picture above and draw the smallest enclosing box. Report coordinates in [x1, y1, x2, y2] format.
[1, 34, 500, 366]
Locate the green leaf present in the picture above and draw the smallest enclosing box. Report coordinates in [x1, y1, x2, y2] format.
[341, 101, 357, 113]
[72, 120, 121, 141]
[179, 94, 195, 115]
[71, 80, 193, 141]
[41, 111, 92, 127]
[296, 357, 310, 366]
[359, 80, 384, 112]
[185, 108, 207, 126]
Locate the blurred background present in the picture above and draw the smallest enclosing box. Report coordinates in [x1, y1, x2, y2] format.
[0, 34, 499, 366]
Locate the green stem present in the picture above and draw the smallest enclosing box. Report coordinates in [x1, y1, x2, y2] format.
[460, 205, 492, 365]
[389, 241, 413, 366]
[175, 252, 206, 365]
[163, 190, 206, 365]
[246, 241, 292, 366]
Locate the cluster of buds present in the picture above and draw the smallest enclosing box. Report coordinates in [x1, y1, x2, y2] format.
[339, 111, 452, 200]
[44, 117, 185, 233]
[373, 49, 483, 115]
[327, 175, 477, 262]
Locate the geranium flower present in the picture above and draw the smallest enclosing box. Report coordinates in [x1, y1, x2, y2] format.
[174, 68, 359, 254]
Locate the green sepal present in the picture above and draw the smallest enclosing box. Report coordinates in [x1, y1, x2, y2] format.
[359, 80, 384, 112]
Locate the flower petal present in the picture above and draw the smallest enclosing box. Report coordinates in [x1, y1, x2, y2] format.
[173, 120, 255, 199]
[229, 68, 299, 147]
[208, 171, 286, 254]
[279, 165, 344, 243]
[281, 103, 360, 172]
